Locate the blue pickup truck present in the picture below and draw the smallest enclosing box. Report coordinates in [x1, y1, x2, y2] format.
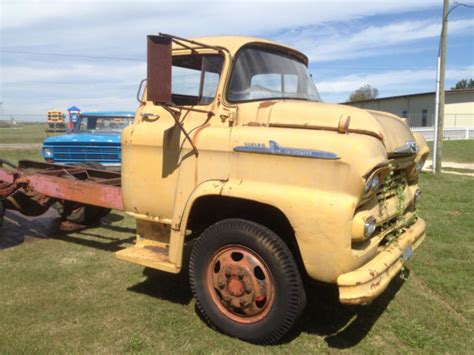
[42, 111, 134, 167]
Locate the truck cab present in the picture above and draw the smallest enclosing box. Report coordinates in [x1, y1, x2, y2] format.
[42, 111, 134, 167]
[114, 34, 430, 344]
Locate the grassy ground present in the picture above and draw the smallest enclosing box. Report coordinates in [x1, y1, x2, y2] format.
[0, 172, 472, 353]
[0, 123, 60, 144]
[427, 140, 474, 163]
[0, 149, 42, 164]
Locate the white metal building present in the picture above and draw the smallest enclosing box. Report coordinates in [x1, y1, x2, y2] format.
[346, 88, 474, 128]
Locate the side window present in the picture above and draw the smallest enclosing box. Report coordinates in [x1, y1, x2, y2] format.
[172, 55, 224, 105]
[402, 110, 408, 118]
[172, 66, 201, 97]
[200, 57, 223, 104]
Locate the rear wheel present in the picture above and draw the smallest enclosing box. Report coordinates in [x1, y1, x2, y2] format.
[55, 201, 111, 226]
[189, 219, 306, 344]
[55, 163, 110, 225]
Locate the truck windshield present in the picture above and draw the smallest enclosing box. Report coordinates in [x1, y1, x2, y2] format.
[227, 47, 321, 103]
[76, 116, 133, 132]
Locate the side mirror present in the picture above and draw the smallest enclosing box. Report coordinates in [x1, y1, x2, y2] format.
[147, 35, 172, 104]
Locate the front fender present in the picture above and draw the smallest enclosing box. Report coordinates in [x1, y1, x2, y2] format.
[177, 178, 358, 283]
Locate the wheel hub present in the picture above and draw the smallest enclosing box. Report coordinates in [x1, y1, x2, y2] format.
[207, 245, 274, 323]
[227, 277, 244, 297]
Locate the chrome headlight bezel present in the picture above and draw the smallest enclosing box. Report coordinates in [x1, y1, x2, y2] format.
[363, 174, 382, 195]
[43, 147, 54, 158]
[364, 217, 377, 238]
[416, 156, 426, 173]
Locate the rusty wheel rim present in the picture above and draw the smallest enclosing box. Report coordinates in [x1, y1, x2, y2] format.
[206, 245, 275, 323]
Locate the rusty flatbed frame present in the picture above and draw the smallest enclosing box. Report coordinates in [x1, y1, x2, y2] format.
[0, 160, 123, 210]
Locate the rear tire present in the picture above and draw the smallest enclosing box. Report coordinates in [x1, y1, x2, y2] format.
[55, 163, 109, 225]
[189, 219, 306, 344]
[55, 201, 111, 226]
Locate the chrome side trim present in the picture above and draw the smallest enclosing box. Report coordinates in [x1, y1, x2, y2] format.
[233, 140, 340, 160]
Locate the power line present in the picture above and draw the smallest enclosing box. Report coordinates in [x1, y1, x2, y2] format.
[448, 1, 474, 17]
[313, 66, 472, 71]
[0, 50, 143, 62]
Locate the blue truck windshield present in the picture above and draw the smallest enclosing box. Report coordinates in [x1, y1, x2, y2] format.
[75, 115, 133, 133]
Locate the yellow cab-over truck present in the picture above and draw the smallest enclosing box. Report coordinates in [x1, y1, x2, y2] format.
[0, 33, 429, 344]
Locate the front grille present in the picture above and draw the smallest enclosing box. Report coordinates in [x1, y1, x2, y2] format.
[48, 144, 121, 163]
[376, 170, 407, 200]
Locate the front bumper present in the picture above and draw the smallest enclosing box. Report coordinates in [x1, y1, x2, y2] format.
[337, 217, 426, 305]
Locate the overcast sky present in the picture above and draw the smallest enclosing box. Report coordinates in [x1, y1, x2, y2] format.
[1, 0, 473, 120]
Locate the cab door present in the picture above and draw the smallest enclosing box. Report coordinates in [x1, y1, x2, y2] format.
[121, 52, 231, 224]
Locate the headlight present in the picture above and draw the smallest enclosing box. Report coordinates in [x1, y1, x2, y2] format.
[415, 189, 422, 203]
[43, 147, 54, 158]
[370, 175, 380, 190]
[364, 217, 377, 238]
[364, 175, 381, 194]
[416, 157, 426, 173]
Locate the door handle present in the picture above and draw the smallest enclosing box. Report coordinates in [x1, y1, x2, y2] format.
[140, 112, 160, 121]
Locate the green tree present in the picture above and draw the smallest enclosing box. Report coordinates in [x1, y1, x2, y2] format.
[347, 84, 379, 102]
[451, 78, 474, 90]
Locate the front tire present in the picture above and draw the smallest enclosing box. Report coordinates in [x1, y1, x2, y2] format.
[189, 219, 306, 344]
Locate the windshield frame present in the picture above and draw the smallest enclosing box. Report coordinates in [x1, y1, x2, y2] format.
[225, 45, 320, 104]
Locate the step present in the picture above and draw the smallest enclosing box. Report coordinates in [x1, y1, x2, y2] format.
[115, 240, 180, 273]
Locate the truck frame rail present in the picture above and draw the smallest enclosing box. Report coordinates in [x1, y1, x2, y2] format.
[0, 160, 123, 211]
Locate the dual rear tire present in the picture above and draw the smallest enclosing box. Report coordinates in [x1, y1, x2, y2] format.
[189, 219, 306, 344]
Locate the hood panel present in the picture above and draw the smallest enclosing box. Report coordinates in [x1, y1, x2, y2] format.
[264, 101, 414, 153]
[43, 133, 121, 145]
[367, 110, 415, 153]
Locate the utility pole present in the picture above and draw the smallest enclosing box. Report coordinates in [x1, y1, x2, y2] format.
[433, 0, 449, 174]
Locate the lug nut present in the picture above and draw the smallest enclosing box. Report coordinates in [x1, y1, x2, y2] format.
[218, 281, 225, 289]
[225, 267, 231, 278]
[244, 285, 252, 294]
[224, 296, 232, 304]
[237, 270, 244, 279]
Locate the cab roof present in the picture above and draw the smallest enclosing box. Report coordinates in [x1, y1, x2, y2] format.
[173, 35, 308, 66]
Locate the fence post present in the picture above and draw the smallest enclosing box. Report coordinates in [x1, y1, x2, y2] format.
[466, 128, 469, 140]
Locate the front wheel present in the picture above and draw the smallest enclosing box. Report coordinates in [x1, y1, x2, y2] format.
[189, 219, 306, 344]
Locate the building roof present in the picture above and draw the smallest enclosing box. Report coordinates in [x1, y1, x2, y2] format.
[347, 88, 474, 104]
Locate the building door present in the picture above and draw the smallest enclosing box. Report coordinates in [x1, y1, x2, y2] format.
[422, 109, 428, 127]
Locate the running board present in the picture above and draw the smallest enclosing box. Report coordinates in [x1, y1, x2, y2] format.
[115, 239, 180, 273]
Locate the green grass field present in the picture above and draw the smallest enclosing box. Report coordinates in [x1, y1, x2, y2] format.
[427, 140, 474, 163]
[0, 171, 473, 352]
[0, 132, 473, 352]
[0, 123, 60, 144]
[0, 149, 42, 164]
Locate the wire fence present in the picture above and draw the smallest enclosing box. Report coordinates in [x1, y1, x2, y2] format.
[411, 127, 474, 141]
